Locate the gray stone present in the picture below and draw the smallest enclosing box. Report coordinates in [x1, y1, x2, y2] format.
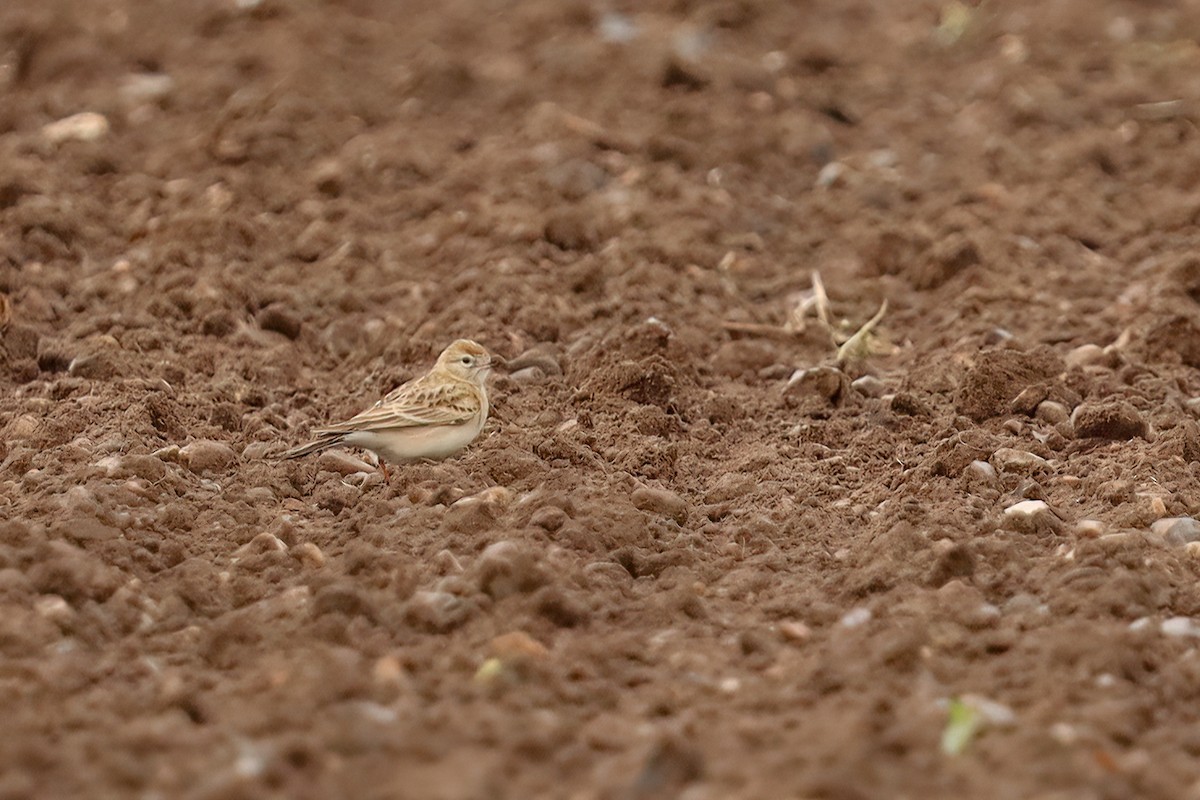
[1151, 517, 1200, 546]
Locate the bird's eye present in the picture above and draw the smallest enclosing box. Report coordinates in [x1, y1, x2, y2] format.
[461, 356, 472, 365]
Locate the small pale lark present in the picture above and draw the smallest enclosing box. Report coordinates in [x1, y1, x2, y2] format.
[281, 339, 494, 471]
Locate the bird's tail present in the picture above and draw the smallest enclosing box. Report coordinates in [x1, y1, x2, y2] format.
[277, 434, 343, 460]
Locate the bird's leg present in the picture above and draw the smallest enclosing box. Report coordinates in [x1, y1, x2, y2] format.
[364, 450, 390, 483]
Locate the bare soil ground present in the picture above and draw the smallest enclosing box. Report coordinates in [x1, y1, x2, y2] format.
[4, 1, 1200, 797]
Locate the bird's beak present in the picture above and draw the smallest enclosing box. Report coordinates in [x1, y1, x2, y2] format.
[485, 354, 506, 370]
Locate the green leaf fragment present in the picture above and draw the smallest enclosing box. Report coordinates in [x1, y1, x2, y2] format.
[941, 697, 985, 755]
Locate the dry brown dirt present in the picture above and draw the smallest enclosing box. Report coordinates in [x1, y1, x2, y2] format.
[4, 1, 1200, 798]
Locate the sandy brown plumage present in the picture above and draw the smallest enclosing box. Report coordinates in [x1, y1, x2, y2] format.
[281, 340, 493, 465]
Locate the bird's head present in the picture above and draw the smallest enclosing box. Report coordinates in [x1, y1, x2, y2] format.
[436, 339, 495, 382]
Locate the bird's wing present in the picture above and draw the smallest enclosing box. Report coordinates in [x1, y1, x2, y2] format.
[318, 380, 480, 434]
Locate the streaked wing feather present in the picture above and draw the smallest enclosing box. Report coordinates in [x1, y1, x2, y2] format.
[319, 380, 479, 434]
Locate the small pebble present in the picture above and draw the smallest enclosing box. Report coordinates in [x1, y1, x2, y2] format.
[473, 541, 544, 600]
[120, 73, 174, 105]
[1064, 343, 1109, 369]
[839, 607, 872, 628]
[179, 439, 237, 474]
[290, 542, 326, 568]
[405, 590, 472, 632]
[238, 435, 271, 462]
[371, 655, 407, 687]
[991, 448, 1051, 474]
[93, 455, 124, 477]
[783, 366, 848, 405]
[1049, 722, 1080, 745]
[316, 450, 376, 477]
[1150, 517, 1200, 546]
[490, 630, 549, 662]
[1010, 385, 1049, 415]
[983, 328, 1014, 345]
[598, 12, 639, 43]
[631, 486, 689, 524]
[34, 595, 74, 625]
[42, 112, 109, 144]
[509, 366, 546, 384]
[778, 620, 811, 643]
[1003, 500, 1063, 534]
[965, 459, 997, 482]
[1073, 519, 1105, 538]
[1161, 617, 1200, 638]
[850, 375, 885, 398]
[1035, 401, 1070, 425]
[998, 592, 1046, 618]
[815, 162, 845, 188]
[504, 351, 562, 376]
[234, 532, 287, 558]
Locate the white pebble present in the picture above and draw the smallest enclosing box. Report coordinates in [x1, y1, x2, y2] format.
[598, 12, 638, 43]
[965, 459, 997, 481]
[991, 448, 1051, 474]
[1004, 499, 1050, 517]
[119, 73, 174, 105]
[1003, 500, 1062, 534]
[42, 112, 110, 144]
[816, 162, 845, 188]
[840, 607, 872, 628]
[94, 455, 124, 476]
[1161, 617, 1200, 638]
